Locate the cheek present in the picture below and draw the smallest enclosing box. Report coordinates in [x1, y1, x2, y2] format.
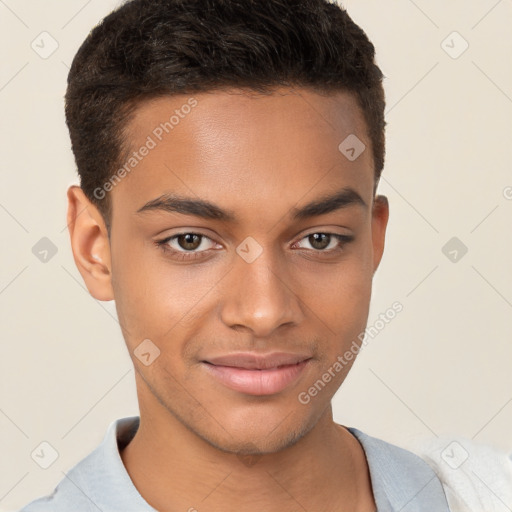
[110, 242, 219, 347]
[302, 253, 372, 314]
[110, 241, 173, 343]
[303, 257, 373, 355]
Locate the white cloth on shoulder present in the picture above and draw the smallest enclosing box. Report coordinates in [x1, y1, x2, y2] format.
[410, 434, 512, 512]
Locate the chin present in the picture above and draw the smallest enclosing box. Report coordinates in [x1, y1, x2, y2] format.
[193, 409, 316, 457]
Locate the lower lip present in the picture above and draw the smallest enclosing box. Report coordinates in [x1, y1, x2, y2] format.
[202, 360, 311, 396]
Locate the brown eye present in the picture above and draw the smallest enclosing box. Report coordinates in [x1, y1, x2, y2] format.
[293, 232, 354, 256]
[308, 233, 331, 250]
[155, 232, 218, 261]
[176, 233, 202, 251]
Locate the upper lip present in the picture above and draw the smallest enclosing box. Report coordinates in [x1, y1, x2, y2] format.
[203, 352, 312, 370]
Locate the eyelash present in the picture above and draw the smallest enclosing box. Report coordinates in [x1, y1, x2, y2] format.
[154, 232, 354, 262]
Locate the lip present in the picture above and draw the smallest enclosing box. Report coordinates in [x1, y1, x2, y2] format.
[201, 352, 312, 396]
[203, 351, 312, 370]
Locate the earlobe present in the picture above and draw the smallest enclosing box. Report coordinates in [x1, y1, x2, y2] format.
[66, 185, 115, 301]
[371, 194, 389, 275]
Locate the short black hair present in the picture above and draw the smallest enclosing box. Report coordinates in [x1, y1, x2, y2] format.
[65, 0, 386, 235]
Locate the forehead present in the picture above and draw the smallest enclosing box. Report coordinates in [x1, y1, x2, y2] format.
[111, 87, 374, 224]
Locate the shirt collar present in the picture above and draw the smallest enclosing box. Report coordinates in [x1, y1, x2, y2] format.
[348, 427, 450, 512]
[75, 416, 449, 511]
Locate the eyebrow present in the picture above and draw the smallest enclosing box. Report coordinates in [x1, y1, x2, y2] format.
[135, 187, 367, 222]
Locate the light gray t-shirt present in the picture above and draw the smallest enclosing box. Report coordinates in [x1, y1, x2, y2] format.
[19, 416, 450, 511]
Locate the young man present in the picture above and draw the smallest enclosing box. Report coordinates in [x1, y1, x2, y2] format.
[20, 0, 512, 511]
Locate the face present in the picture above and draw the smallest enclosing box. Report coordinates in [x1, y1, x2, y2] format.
[68, 86, 388, 454]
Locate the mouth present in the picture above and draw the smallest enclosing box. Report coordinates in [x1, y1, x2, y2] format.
[200, 353, 313, 396]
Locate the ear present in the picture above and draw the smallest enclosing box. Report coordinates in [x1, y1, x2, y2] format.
[371, 194, 389, 275]
[66, 185, 114, 301]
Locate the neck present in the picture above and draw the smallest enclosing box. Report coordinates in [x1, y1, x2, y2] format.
[120, 405, 375, 512]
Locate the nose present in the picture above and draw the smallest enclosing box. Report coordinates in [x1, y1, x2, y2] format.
[219, 246, 304, 338]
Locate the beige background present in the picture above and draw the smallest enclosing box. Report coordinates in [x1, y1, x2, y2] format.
[1, 0, 511, 510]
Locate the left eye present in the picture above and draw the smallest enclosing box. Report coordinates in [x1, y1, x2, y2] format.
[294, 233, 353, 252]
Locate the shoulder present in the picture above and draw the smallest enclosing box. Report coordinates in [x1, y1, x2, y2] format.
[18, 416, 148, 512]
[17, 445, 105, 511]
[18, 420, 119, 512]
[347, 427, 452, 511]
[17, 479, 98, 512]
[408, 434, 512, 512]
[349, 426, 444, 481]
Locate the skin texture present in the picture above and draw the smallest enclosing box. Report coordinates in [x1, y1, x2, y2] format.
[67, 86, 389, 512]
